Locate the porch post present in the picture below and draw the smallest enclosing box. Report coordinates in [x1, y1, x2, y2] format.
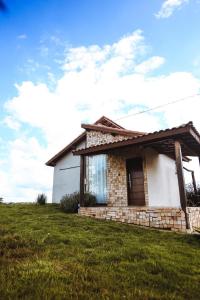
[80, 155, 85, 207]
[191, 171, 197, 194]
[174, 141, 190, 229]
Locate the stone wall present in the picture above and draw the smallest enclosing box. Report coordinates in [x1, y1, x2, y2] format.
[79, 206, 200, 232]
[143, 157, 149, 206]
[79, 206, 187, 232]
[107, 155, 128, 206]
[87, 131, 130, 147]
[83, 129, 200, 232]
[187, 207, 200, 229]
[86, 130, 130, 207]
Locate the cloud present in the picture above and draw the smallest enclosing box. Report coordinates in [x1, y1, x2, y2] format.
[17, 34, 27, 40]
[155, 0, 189, 19]
[134, 56, 165, 74]
[3, 116, 21, 130]
[2, 30, 200, 202]
[0, 137, 52, 203]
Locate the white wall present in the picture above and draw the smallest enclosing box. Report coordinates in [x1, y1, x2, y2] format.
[52, 140, 85, 203]
[145, 148, 181, 207]
[183, 157, 200, 185]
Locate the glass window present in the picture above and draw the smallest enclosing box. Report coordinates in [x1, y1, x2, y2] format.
[87, 155, 107, 204]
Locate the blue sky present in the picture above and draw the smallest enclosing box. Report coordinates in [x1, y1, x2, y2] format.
[0, 0, 200, 202]
[1, 0, 200, 100]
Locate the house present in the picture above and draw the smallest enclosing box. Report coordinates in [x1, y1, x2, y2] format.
[46, 116, 200, 232]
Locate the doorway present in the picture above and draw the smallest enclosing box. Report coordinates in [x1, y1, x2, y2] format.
[126, 157, 145, 206]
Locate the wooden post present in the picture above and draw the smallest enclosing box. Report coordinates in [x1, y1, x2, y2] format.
[80, 155, 85, 207]
[175, 141, 190, 229]
[191, 171, 197, 194]
[183, 166, 197, 194]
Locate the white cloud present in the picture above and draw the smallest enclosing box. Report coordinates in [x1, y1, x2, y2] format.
[17, 34, 27, 40]
[155, 0, 189, 19]
[134, 56, 165, 74]
[0, 137, 52, 203]
[2, 30, 200, 202]
[3, 116, 21, 130]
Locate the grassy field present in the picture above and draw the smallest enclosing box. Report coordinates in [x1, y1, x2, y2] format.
[0, 204, 200, 300]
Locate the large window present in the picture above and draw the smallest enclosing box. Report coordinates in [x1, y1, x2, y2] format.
[87, 155, 107, 204]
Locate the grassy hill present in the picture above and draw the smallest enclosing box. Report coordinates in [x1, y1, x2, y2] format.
[0, 204, 199, 300]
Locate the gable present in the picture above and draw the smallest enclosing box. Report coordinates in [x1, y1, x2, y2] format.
[46, 132, 86, 166]
[46, 115, 143, 167]
[94, 116, 124, 129]
[87, 131, 131, 147]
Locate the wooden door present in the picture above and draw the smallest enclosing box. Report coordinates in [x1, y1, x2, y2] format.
[126, 157, 145, 206]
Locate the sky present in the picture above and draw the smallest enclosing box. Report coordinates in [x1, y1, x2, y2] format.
[0, 0, 200, 202]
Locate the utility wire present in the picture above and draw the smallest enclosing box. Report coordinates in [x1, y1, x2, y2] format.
[115, 93, 200, 121]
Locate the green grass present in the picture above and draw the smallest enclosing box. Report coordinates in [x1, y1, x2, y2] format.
[0, 204, 200, 300]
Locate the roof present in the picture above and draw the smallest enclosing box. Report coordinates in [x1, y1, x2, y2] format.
[73, 122, 200, 157]
[46, 116, 125, 166]
[81, 123, 145, 137]
[94, 116, 125, 129]
[46, 132, 86, 167]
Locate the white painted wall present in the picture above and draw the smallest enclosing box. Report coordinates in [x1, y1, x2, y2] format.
[145, 148, 181, 207]
[183, 157, 200, 185]
[52, 141, 85, 203]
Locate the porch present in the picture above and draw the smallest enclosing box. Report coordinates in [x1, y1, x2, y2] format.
[74, 122, 200, 232]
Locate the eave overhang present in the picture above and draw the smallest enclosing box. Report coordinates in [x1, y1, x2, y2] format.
[81, 123, 146, 137]
[73, 122, 200, 158]
[46, 132, 86, 167]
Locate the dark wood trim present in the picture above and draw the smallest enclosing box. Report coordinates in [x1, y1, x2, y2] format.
[81, 123, 145, 137]
[192, 171, 197, 194]
[46, 132, 86, 166]
[80, 155, 85, 207]
[174, 141, 190, 229]
[189, 127, 200, 144]
[94, 116, 125, 129]
[179, 139, 198, 156]
[199, 157, 200, 186]
[183, 156, 191, 162]
[126, 159, 130, 206]
[74, 125, 192, 156]
[126, 157, 145, 206]
[183, 167, 197, 194]
[93, 203, 108, 207]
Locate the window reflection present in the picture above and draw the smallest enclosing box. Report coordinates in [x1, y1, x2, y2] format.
[87, 155, 107, 204]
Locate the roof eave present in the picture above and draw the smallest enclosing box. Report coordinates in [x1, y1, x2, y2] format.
[81, 123, 146, 136]
[74, 123, 199, 156]
[46, 131, 86, 167]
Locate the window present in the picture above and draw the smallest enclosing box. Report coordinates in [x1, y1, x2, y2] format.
[87, 155, 107, 204]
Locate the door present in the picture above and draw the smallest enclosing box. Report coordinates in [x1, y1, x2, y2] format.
[126, 157, 145, 206]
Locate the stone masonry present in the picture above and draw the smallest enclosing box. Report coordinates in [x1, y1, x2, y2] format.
[87, 131, 130, 147]
[79, 206, 200, 232]
[107, 155, 128, 207]
[79, 206, 187, 231]
[83, 129, 200, 232]
[187, 207, 200, 229]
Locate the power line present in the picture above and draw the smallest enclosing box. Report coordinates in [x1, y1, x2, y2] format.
[115, 93, 200, 122]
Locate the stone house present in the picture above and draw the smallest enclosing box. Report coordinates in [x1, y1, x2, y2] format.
[46, 116, 200, 232]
